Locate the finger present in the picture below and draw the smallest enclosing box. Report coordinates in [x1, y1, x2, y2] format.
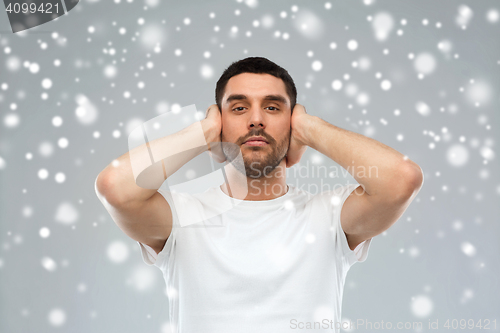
[205, 105, 212, 119]
[205, 104, 217, 119]
[294, 104, 306, 114]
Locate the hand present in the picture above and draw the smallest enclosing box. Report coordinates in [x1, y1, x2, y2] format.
[202, 104, 226, 163]
[285, 104, 310, 168]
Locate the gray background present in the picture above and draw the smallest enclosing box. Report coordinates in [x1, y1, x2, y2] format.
[1, 0, 499, 332]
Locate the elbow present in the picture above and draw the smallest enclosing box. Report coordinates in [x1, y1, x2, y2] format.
[394, 162, 424, 202]
[412, 164, 424, 190]
[95, 171, 121, 207]
[95, 172, 109, 202]
[390, 161, 424, 204]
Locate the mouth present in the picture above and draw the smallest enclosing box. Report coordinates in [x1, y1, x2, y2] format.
[244, 141, 269, 146]
[243, 136, 269, 146]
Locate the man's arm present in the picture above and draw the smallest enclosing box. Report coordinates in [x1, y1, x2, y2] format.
[289, 105, 424, 250]
[95, 105, 223, 254]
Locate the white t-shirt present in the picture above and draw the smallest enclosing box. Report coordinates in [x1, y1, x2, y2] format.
[138, 183, 372, 333]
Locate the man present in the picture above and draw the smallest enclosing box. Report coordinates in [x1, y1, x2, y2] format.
[95, 57, 423, 332]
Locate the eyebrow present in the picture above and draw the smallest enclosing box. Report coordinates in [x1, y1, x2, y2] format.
[225, 94, 289, 106]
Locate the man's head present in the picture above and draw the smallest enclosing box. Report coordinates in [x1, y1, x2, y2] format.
[215, 57, 297, 112]
[215, 57, 297, 179]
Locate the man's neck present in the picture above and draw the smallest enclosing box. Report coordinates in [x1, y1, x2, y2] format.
[220, 162, 288, 201]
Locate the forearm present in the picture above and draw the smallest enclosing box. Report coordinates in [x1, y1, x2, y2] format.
[96, 120, 213, 205]
[304, 116, 423, 198]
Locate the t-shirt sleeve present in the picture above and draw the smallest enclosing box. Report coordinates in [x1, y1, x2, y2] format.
[332, 183, 373, 268]
[137, 188, 179, 270]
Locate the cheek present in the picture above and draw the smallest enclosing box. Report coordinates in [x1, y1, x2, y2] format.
[281, 119, 291, 135]
[274, 129, 290, 146]
[221, 118, 236, 140]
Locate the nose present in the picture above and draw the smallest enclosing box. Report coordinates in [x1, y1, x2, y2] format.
[248, 107, 266, 129]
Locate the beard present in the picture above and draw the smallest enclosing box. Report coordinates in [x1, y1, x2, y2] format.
[221, 130, 289, 179]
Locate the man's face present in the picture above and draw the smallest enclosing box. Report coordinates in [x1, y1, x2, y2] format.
[220, 73, 291, 179]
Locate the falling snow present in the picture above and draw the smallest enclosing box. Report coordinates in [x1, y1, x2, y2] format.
[0, 1, 498, 332]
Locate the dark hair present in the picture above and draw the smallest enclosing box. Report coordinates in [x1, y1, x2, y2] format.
[215, 57, 297, 113]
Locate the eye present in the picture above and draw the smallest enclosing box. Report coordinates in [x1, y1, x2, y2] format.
[232, 107, 246, 112]
[266, 106, 280, 111]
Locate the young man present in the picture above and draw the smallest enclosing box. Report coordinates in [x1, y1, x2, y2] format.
[95, 57, 423, 333]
